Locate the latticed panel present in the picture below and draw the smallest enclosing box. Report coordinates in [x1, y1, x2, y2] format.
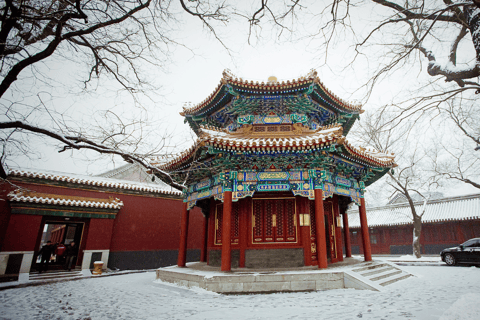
[323, 202, 332, 216]
[309, 201, 317, 261]
[309, 201, 316, 237]
[264, 200, 274, 241]
[253, 200, 263, 242]
[275, 200, 284, 238]
[232, 202, 240, 243]
[285, 199, 296, 242]
[215, 205, 223, 245]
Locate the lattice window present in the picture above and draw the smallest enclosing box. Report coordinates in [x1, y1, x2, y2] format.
[267, 126, 278, 132]
[265, 200, 274, 241]
[276, 200, 284, 236]
[215, 205, 223, 245]
[253, 200, 263, 242]
[216, 203, 240, 245]
[233, 203, 240, 239]
[254, 126, 266, 132]
[285, 199, 296, 241]
[280, 125, 291, 132]
[309, 201, 316, 237]
[252, 199, 297, 243]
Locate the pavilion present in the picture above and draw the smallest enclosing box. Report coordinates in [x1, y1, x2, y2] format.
[158, 70, 396, 271]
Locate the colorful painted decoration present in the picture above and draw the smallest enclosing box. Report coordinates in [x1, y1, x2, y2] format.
[159, 70, 396, 208]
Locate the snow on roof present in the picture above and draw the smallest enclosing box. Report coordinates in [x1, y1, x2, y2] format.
[8, 189, 124, 210]
[348, 193, 480, 228]
[8, 169, 182, 196]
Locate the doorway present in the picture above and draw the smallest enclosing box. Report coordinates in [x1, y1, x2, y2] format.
[35, 221, 85, 271]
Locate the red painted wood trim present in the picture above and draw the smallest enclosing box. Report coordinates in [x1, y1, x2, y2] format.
[177, 202, 189, 267]
[342, 210, 352, 258]
[359, 198, 372, 261]
[314, 189, 328, 269]
[221, 191, 233, 271]
[200, 214, 208, 262]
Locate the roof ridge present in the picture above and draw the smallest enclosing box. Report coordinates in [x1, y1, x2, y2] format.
[8, 189, 124, 210]
[180, 69, 363, 116]
[8, 170, 182, 196]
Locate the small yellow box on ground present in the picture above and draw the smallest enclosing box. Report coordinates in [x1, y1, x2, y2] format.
[93, 261, 104, 275]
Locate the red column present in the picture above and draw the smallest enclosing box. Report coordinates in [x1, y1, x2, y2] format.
[343, 212, 352, 258]
[221, 191, 233, 271]
[314, 189, 328, 269]
[177, 202, 189, 267]
[200, 214, 208, 262]
[359, 198, 372, 261]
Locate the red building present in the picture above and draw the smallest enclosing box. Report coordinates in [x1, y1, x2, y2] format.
[159, 70, 396, 271]
[347, 194, 480, 255]
[0, 169, 204, 281]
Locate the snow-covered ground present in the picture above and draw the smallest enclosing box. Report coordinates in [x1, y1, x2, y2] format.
[1, 264, 479, 320]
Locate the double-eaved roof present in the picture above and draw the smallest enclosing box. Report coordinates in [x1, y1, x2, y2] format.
[157, 70, 395, 187]
[348, 193, 480, 228]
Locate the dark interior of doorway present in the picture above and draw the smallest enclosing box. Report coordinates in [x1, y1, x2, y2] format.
[35, 222, 84, 271]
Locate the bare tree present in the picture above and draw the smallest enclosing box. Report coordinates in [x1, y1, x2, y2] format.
[429, 98, 480, 189]
[0, 1, 304, 186]
[353, 109, 440, 257]
[304, 1, 480, 126]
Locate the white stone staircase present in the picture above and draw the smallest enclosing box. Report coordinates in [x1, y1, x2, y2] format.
[29, 269, 83, 282]
[349, 261, 413, 288]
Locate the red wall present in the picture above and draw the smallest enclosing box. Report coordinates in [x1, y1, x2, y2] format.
[109, 195, 203, 252]
[2, 181, 204, 253]
[84, 218, 115, 250]
[2, 214, 42, 251]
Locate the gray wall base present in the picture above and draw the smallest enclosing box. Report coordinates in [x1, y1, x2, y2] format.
[109, 249, 200, 270]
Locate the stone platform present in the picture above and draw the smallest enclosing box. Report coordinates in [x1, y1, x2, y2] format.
[156, 258, 410, 294]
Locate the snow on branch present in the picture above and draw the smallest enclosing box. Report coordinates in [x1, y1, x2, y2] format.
[0, 120, 186, 191]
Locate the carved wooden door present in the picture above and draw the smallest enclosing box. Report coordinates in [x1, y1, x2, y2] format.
[252, 199, 296, 243]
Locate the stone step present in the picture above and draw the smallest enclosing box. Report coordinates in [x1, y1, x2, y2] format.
[370, 270, 402, 282]
[380, 273, 413, 286]
[29, 271, 83, 281]
[360, 266, 395, 277]
[352, 263, 388, 273]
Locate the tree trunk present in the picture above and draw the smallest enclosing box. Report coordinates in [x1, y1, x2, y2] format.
[412, 215, 422, 258]
[464, 4, 480, 62]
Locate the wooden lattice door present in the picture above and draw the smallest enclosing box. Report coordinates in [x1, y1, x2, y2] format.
[252, 199, 297, 243]
[214, 202, 240, 245]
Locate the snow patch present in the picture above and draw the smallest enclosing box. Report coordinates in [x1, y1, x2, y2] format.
[439, 293, 480, 320]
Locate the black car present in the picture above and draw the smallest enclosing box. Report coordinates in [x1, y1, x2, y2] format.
[440, 238, 480, 266]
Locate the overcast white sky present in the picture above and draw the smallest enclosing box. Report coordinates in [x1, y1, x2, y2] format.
[3, 2, 478, 198]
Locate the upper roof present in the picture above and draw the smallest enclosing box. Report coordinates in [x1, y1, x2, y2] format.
[347, 193, 480, 228]
[181, 69, 363, 135]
